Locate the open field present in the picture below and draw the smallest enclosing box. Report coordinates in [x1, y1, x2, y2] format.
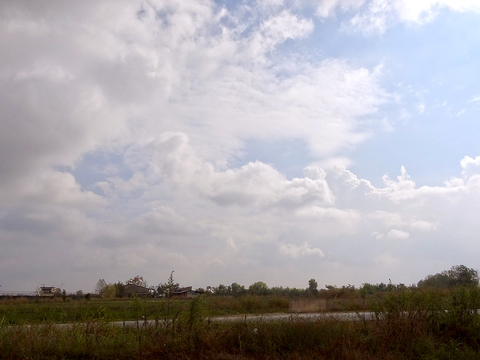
[0, 295, 290, 325]
[1, 287, 480, 358]
[0, 293, 381, 326]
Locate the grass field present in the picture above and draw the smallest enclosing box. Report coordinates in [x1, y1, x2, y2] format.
[2, 288, 480, 359]
[0, 295, 290, 325]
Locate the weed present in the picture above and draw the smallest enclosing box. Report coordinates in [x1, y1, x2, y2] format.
[2, 289, 480, 358]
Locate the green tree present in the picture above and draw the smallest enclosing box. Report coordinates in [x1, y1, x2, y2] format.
[114, 282, 125, 297]
[100, 284, 117, 298]
[214, 284, 229, 295]
[230, 282, 246, 297]
[157, 271, 180, 298]
[449, 265, 479, 286]
[308, 279, 318, 295]
[248, 281, 269, 296]
[360, 283, 375, 296]
[418, 265, 479, 288]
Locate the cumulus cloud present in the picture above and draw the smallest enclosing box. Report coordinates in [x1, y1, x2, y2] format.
[117, 132, 337, 209]
[250, 10, 314, 59]
[3, 0, 480, 292]
[279, 241, 325, 258]
[460, 156, 480, 178]
[134, 206, 198, 236]
[368, 211, 437, 232]
[387, 229, 410, 239]
[410, 220, 437, 232]
[0, 0, 388, 197]
[313, 0, 480, 34]
[315, 0, 366, 18]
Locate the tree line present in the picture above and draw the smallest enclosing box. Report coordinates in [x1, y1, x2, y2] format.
[92, 265, 479, 299]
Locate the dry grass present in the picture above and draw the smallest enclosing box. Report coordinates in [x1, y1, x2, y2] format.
[2, 288, 480, 359]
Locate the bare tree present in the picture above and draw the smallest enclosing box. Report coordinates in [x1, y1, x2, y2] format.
[94, 279, 107, 294]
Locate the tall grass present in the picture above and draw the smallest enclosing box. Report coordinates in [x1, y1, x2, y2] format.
[0, 295, 289, 325]
[2, 289, 480, 359]
[207, 295, 289, 315]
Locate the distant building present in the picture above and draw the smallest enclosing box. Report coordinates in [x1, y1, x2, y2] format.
[38, 286, 59, 297]
[170, 286, 200, 299]
[121, 284, 151, 297]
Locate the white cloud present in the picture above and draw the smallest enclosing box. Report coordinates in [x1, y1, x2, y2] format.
[279, 241, 325, 258]
[120, 132, 337, 209]
[315, 0, 480, 34]
[374, 252, 400, 266]
[252, 10, 314, 58]
[387, 229, 410, 239]
[410, 220, 437, 232]
[226, 236, 239, 252]
[134, 206, 197, 235]
[0, 0, 388, 198]
[369, 211, 403, 227]
[461, 156, 480, 177]
[368, 211, 437, 232]
[398, 0, 480, 21]
[3, 0, 480, 292]
[379, 166, 417, 203]
[313, 157, 353, 170]
[315, 0, 366, 18]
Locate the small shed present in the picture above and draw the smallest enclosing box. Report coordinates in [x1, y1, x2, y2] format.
[39, 287, 59, 297]
[170, 286, 200, 299]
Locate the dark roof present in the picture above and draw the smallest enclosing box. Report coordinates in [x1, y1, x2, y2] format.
[121, 285, 151, 297]
[40, 287, 57, 292]
[123, 284, 150, 292]
[171, 286, 198, 294]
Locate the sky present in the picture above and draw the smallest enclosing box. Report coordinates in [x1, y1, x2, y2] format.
[2, 0, 480, 293]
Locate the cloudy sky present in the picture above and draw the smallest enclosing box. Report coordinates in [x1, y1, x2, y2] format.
[2, 0, 480, 293]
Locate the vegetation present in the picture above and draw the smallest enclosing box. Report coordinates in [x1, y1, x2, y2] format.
[0, 295, 290, 325]
[157, 271, 180, 297]
[83, 265, 479, 300]
[417, 264, 479, 288]
[2, 265, 480, 358]
[2, 286, 480, 359]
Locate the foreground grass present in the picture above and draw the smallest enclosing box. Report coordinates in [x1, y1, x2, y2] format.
[2, 287, 480, 359]
[0, 312, 479, 359]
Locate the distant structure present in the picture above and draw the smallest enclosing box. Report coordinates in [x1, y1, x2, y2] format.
[121, 284, 151, 297]
[170, 286, 200, 299]
[38, 286, 59, 297]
